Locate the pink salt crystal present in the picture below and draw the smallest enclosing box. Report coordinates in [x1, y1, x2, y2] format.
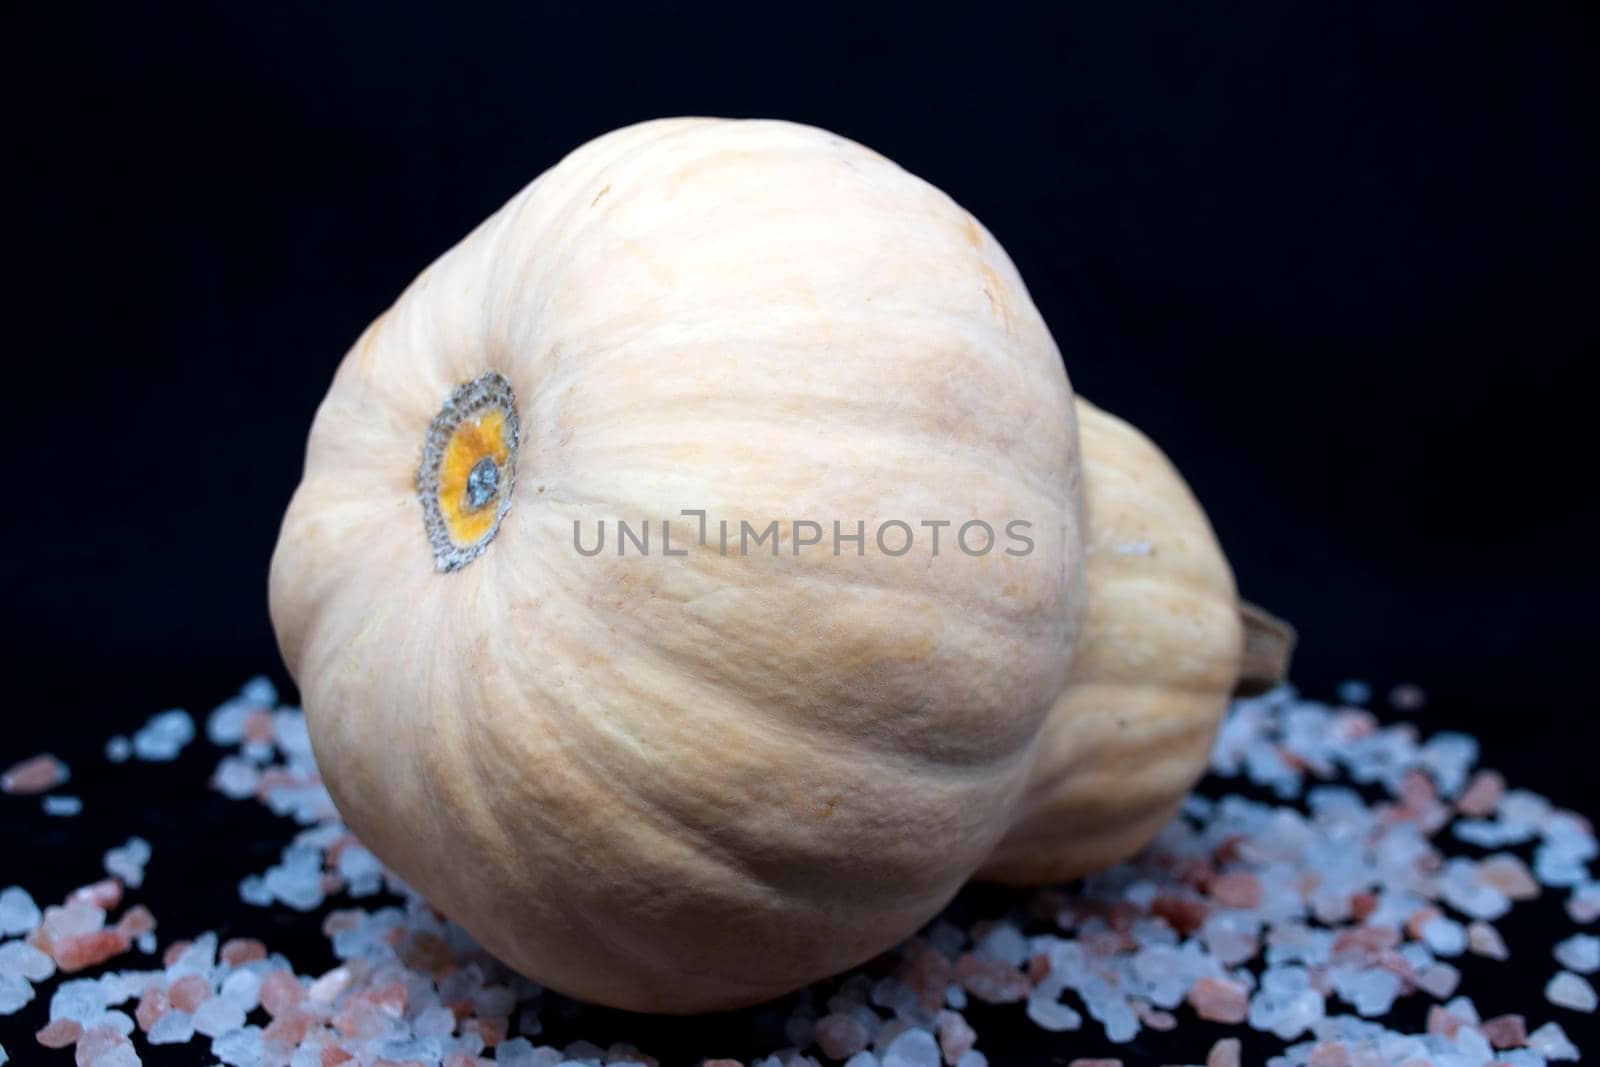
[169, 973, 211, 1012]
[262, 1008, 315, 1047]
[461, 1015, 508, 1048]
[333, 999, 390, 1039]
[1480, 1014, 1528, 1049]
[814, 1012, 872, 1061]
[260, 968, 305, 1017]
[1468, 921, 1510, 960]
[1208, 871, 1264, 909]
[368, 979, 409, 1017]
[243, 709, 276, 743]
[162, 940, 191, 967]
[219, 937, 268, 965]
[114, 905, 155, 937]
[1308, 1043, 1352, 1067]
[35, 1018, 83, 1048]
[1187, 977, 1250, 1024]
[52, 929, 130, 972]
[953, 953, 1031, 1003]
[1406, 907, 1443, 939]
[1427, 1005, 1463, 1038]
[1457, 770, 1506, 816]
[136, 985, 170, 1031]
[444, 1056, 495, 1067]
[1399, 769, 1437, 808]
[321, 1049, 356, 1067]
[400, 931, 455, 974]
[1390, 684, 1426, 709]
[1207, 1038, 1243, 1067]
[1138, 1007, 1176, 1031]
[1026, 951, 1052, 984]
[2, 753, 68, 794]
[73, 1025, 128, 1067]
[68, 880, 124, 911]
[1478, 855, 1540, 899]
[320, 910, 363, 937]
[936, 1009, 976, 1064]
[1151, 894, 1210, 935]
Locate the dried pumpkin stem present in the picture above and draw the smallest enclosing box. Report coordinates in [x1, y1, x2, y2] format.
[1234, 600, 1296, 696]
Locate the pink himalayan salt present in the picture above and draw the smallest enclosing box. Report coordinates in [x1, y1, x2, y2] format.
[220, 937, 268, 965]
[954, 953, 1031, 1004]
[936, 1009, 977, 1064]
[1478, 855, 1540, 900]
[260, 968, 306, 1017]
[1468, 921, 1510, 960]
[901, 942, 954, 1013]
[68, 880, 123, 911]
[321, 1049, 356, 1067]
[136, 985, 170, 1031]
[114, 905, 155, 937]
[1480, 1014, 1528, 1049]
[1457, 769, 1506, 816]
[1207, 1038, 1243, 1067]
[1137, 1005, 1177, 1031]
[74, 1025, 130, 1067]
[243, 709, 276, 743]
[162, 940, 191, 967]
[169, 973, 211, 1012]
[1208, 871, 1264, 909]
[333, 999, 394, 1039]
[814, 1012, 871, 1060]
[35, 1018, 83, 1048]
[1427, 1005, 1466, 1038]
[444, 1056, 495, 1067]
[2, 753, 68, 794]
[460, 1015, 507, 1048]
[1187, 977, 1250, 1024]
[53, 929, 130, 973]
[1151, 894, 1210, 935]
[263, 1008, 316, 1047]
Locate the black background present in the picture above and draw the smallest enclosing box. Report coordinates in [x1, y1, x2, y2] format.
[3, 3, 1597, 1064]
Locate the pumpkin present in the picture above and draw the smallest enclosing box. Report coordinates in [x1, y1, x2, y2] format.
[269, 116, 1286, 1013]
[979, 399, 1291, 885]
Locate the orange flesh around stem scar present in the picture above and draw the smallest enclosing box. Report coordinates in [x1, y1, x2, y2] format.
[438, 410, 510, 545]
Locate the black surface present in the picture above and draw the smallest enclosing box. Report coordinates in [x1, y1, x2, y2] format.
[4, 2, 1597, 1063]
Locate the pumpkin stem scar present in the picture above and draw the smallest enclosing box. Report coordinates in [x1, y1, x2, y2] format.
[416, 371, 520, 572]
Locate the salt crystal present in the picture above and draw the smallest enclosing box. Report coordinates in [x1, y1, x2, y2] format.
[1554, 932, 1599, 974]
[1024, 990, 1080, 1031]
[881, 1027, 940, 1067]
[103, 837, 151, 889]
[43, 795, 83, 816]
[813, 1012, 871, 1060]
[1207, 1037, 1242, 1067]
[148, 1009, 195, 1044]
[193, 994, 248, 1037]
[1337, 681, 1371, 705]
[1420, 917, 1467, 957]
[49, 976, 106, 1022]
[1544, 970, 1597, 1013]
[0, 974, 32, 1015]
[238, 874, 273, 906]
[132, 708, 196, 761]
[1414, 962, 1460, 999]
[0, 940, 54, 982]
[844, 1055, 880, 1067]
[1188, 977, 1250, 1024]
[1466, 921, 1509, 960]
[104, 736, 132, 763]
[1, 753, 69, 794]
[1344, 968, 1401, 1016]
[1569, 880, 1600, 923]
[0, 889, 40, 937]
[211, 757, 260, 800]
[973, 923, 1028, 967]
[1528, 1021, 1579, 1061]
[211, 1024, 265, 1066]
[219, 968, 261, 1013]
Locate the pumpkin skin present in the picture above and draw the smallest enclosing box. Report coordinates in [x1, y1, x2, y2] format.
[979, 399, 1245, 885]
[269, 118, 1086, 1012]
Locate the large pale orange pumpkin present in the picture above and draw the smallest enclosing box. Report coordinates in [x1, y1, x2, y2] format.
[269, 117, 1285, 1013]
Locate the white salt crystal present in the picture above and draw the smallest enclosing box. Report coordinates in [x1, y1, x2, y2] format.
[94, 1045, 141, 1067]
[0, 1041, 6, 1065]
[148, 1009, 196, 1044]
[219, 968, 262, 1012]
[132, 708, 195, 761]
[43, 795, 82, 816]
[843, 1054, 880, 1067]
[414, 1004, 456, 1038]
[496, 1037, 538, 1065]
[1337, 680, 1371, 705]
[954, 1054, 986, 1067]
[104, 736, 132, 763]
[0, 940, 54, 981]
[104, 837, 151, 888]
[973, 923, 1027, 967]
[50, 977, 106, 1021]
[238, 875, 273, 907]
[211, 1025, 265, 1067]
[561, 1038, 606, 1064]
[1545, 970, 1597, 1013]
[0, 888, 40, 936]
[1421, 916, 1467, 956]
[193, 994, 247, 1037]
[0, 974, 32, 1015]
[1554, 933, 1600, 974]
[1528, 1021, 1580, 1061]
[1024, 990, 1080, 1031]
[136, 932, 155, 954]
[1569, 880, 1600, 924]
[1345, 968, 1401, 1016]
[1415, 962, 1461, 999]
[211, 757, 260, 800]
[881, 1027, 940, 1067]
